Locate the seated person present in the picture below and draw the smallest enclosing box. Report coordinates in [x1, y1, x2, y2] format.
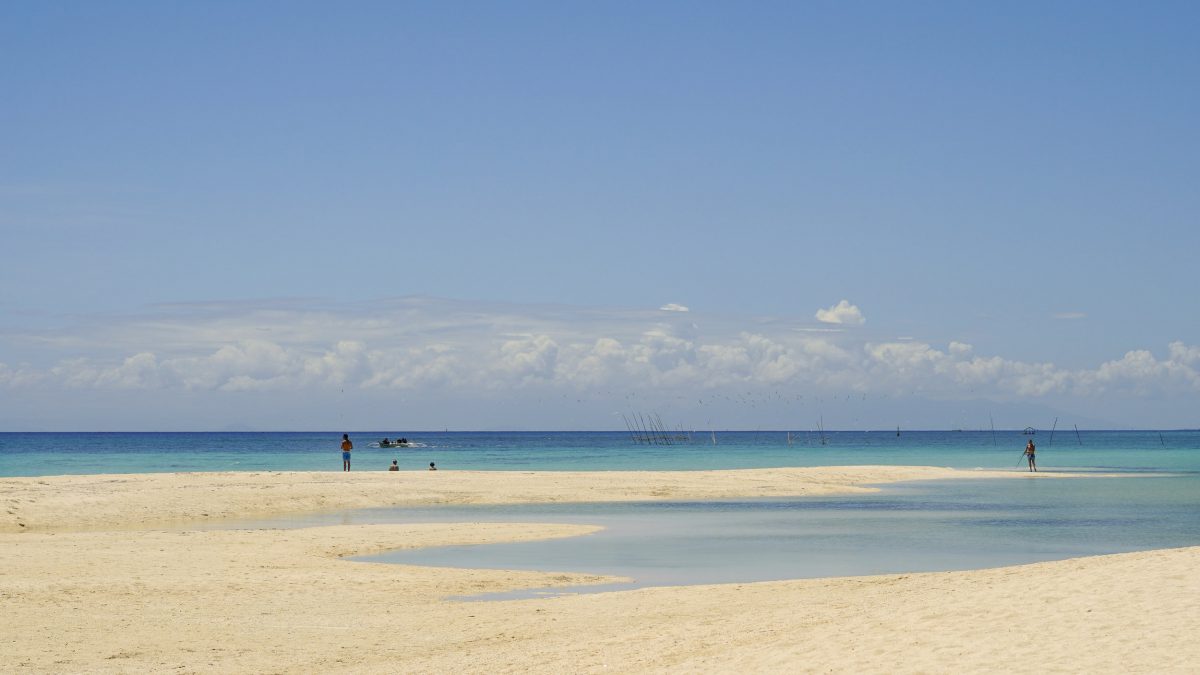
[389, 460, 399, 471]
[428, 462, 437, 471]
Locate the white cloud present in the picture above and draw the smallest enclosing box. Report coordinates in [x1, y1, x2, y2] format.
[1168, 341, 1200, 366]
[1077, 353, 1174, 393]
[5, 297, 1200, 428]
[659, 303, 690, 312]
[565, 338, 631, 386]
[0, 362, 43, 387]
[363, 343, 466, 390]
[815, 300, 865, 326]
[52, 353, 165, 389]
[496, 334, 560, 384]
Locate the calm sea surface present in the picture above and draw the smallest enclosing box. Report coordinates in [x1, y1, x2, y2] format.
[350, 475, 1200, 599]
[2, 429, 1198, 475]
[4, 430, 1197, 597]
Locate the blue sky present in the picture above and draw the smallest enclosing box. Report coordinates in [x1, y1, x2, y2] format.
[2, 2, 1198, 430]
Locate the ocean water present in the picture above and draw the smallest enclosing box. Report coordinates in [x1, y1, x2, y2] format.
[11, 427, 1190, 595]
[5, 430, 1197, 597]
[351, 474, 1200, 599]
[1, 429, 1198, 476]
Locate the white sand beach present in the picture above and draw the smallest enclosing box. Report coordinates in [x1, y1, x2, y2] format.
[2, 468, 1196, 673]
[1, 466, 1031, 533]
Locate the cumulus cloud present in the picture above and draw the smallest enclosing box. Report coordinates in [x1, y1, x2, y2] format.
[3, 297, 1200, 421]
[815, 300, 865, 326]
[52, 353, 165, 389]
[497, 334, 560, 384]
[1169, 341, 1200, 366]
[659, 303, 690, 312]
[948, 342, 973, 356]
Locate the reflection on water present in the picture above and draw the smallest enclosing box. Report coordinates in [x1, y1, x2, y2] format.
[346, 476, 1200, 600]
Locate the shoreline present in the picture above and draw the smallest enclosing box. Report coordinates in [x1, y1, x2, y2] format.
[3, 467, 1196, 673]
[3, 465, 1068, 533]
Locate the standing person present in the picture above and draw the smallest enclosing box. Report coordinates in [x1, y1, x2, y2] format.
[341, 434, 353, 471]
[1024, 439, 1037, 472]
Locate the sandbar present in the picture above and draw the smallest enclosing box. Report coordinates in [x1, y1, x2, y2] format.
[3, 465, 1051, 533]
[2, 467, 1195, 673]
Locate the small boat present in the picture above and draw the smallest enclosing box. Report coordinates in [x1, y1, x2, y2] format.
[1023, 427, 1036, 435]
[379, 438, 411, 448]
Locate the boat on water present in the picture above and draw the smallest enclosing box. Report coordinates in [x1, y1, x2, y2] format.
[378, 438, 412, 448]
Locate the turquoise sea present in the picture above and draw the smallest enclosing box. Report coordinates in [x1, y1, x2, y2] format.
[2, 429, 1198, 476]
[4, 430, 1198, 597]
